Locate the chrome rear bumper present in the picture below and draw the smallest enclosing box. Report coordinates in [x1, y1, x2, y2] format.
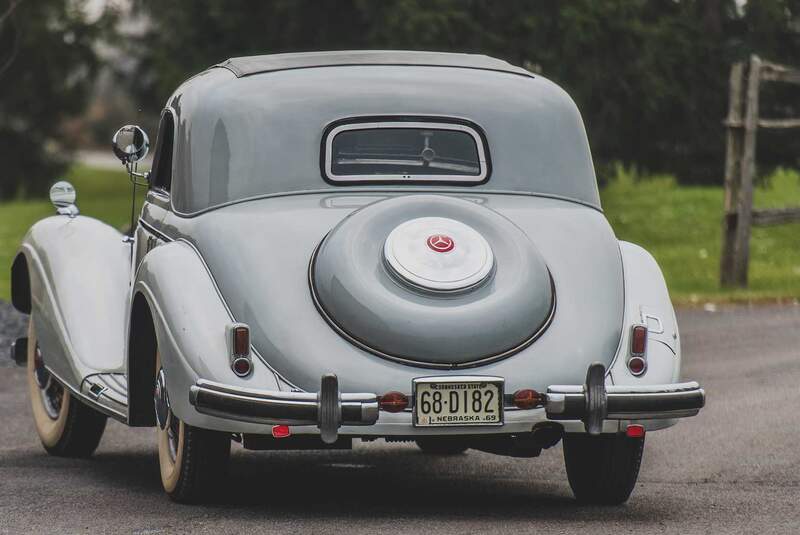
[545, 363, 705, 434]
[189, 363, 705, 441]
[189, 374, 378, 443]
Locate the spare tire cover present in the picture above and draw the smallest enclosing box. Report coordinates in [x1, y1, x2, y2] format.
[310, 195, 554, 367]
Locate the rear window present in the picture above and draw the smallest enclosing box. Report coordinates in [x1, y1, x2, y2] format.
[324, 121, 488, 183]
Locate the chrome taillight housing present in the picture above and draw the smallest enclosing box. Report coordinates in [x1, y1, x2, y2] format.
[228, 323, 252, 377]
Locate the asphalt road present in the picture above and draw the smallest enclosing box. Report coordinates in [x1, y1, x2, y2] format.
[1, 304, 799, 534]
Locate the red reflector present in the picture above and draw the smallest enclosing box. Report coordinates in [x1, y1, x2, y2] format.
[631, 325, 647, 356]
[272, 425, 291, 439]
[379, 391, 408, 413]
[232, 357, 252, 377]
[628, 356, 646, 376]
[626, 424, 646, 438]
[512, 389, 542, 410]
[233, 325, 250, 357]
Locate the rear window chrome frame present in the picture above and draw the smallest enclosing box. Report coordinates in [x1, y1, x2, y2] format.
[322, 118, 490, 185]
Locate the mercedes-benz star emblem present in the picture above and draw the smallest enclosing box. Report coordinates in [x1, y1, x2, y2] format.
[426, 234, 455, 253]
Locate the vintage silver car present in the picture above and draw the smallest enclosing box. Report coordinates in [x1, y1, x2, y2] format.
[10, 51, 704, 504]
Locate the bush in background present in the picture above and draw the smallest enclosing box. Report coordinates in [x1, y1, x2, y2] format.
[0, 0, 115, 199]
[127, 0, 800, 186]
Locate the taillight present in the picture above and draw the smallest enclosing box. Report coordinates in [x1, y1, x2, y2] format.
[231, 356, 252, 377]
[628, 324, 648, 376]
[627, 356, 646, 376]
[228, 323, 252, 377]
[512, 389, 543, 410]
[630, 324, 647, 356]
[379, 392, 408, 412]
[232, 324, 250, 357]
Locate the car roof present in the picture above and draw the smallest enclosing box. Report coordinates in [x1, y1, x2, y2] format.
[166, 53, 599, 214]
[213, 50, 535, 79]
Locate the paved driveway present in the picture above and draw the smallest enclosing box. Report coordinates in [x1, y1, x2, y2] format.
[1, 304, 799, 534]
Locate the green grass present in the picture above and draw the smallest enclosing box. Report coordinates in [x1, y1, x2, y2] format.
[0, 165, 142, 300]
[601, 165, 800, 304]
[1, 164, 799, 304]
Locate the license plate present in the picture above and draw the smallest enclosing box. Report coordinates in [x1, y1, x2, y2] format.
[413, 376, 504, 427]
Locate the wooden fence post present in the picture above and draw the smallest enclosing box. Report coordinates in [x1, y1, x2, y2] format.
[720, 55, 761, 288]
[720, 61, 745, 287]
[730, 55, 762, 288]
[720, 56, 800, 288]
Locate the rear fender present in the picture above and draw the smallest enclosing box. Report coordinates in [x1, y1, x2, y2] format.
[604, 241, 682, 432]
[130, 240, 280, 429]
[11, 216, 130, 388]
[610, 241, 681, 386]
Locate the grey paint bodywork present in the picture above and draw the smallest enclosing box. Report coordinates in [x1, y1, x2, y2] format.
[311, 194, 555, 366]
[215, 50, 536, 78]
[12, 52, 686, 436]
[167, 60, 599, 213]
[14, 217, 130, 419]
[160, 192, 624, 397]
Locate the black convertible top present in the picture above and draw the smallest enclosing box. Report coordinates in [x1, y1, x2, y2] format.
[214, 50, 534, 79]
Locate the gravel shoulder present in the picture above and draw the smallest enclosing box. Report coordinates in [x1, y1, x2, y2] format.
[0, 300, 26, 366]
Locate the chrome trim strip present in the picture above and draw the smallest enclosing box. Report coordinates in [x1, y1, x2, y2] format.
[324, 121, 488, 183]
[642, 311, 665, 334]
[48, 367, 128, 422]
[81, 373, 129, 407]
[604, 241, 629, 383]
[170, 189, 603, 218]
[412, 374, 505, 384]
[606, 381, 701, 394]
[138, 218, 174, 243]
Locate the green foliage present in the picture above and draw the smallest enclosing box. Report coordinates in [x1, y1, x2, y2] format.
[602, 165, 800, 303]
[0, 0, 116, 200]
[1, 164, 797, 303]
[128, 0, 800, 185]
[0, 165, 141, 299]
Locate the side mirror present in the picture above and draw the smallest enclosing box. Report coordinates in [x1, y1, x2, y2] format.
[112, 125, 150, 164]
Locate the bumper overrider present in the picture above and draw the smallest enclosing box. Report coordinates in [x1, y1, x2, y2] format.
[188, 363, 705, 443]
[545, 363, 705, 434]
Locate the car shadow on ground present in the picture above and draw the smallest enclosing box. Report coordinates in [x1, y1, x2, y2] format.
[7, 443, 677, 523]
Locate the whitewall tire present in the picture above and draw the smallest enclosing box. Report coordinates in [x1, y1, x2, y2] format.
[155, 351, 231, 503]
[27, 314, 107, 457]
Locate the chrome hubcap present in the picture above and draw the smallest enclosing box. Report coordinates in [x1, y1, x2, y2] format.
[166, 410, 180, 463]
[33, 344, 63, 420]
[155, 367, 179, 462]
[154, 369, 170, 430]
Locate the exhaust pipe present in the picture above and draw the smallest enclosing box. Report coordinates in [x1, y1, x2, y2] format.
[471, 422, 564, 458]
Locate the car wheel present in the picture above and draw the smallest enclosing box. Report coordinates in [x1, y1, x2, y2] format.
[415, 437, 469, 455]
[562, 432, 645, 505]
[26, 314, 107, 457]
[155, 351, 230, 503]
